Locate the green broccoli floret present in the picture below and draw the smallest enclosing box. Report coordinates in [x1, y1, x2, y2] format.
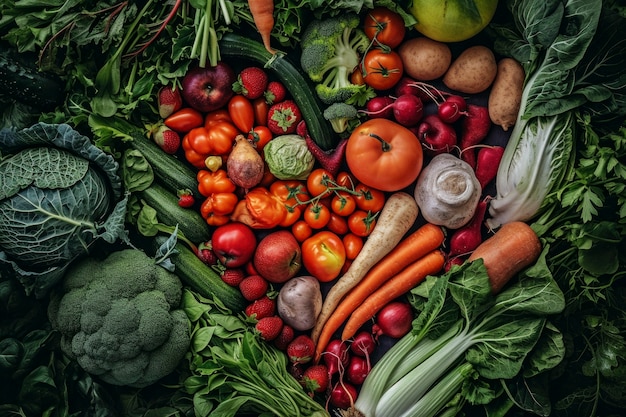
[300, 14, 371, 104]
[48, 249, 190, 388]
[323, 102, 359, 134]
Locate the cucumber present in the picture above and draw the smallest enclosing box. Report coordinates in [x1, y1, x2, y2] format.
[129, 133, 203, 201]
[140, 183, 211, 245]
[0, 44, 65, 111]
[219, 33, 336, 150]
[154, 235, 245, 312]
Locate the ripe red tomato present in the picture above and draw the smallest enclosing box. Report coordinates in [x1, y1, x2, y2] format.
[361, 48, 404, 91]
[326, 213, 349, 236]
[354, 183, 386, 212]
[248, 126, 273, 152]
[343, 233, 364, 260]
[302, 231, 346, 282]
[348, 210, 377, 237]
[292, 220, 313, 242]
[304, 202, 331, 229]
[228, 95, 255, 133]
[165, 107, 204, 132]
[346, 119, 423, 192]
[331, 192, 357, 217]
[211, 222, 257, 268]
[252, 97, 269, 126]
[306, 168, 335, 198]
[363, 7, 406, 49]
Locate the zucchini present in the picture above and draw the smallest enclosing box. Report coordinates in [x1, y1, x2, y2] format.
[219, 33, 336, 150]
[154, 235, 245, 312]
[0, 44, 65, 111]
[129, 133, 203, 201]
[140, 183, 211, 245]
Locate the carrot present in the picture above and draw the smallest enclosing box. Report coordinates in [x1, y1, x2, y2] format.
[248, 0, 276, 54]
[310, 192, 419, 344]
[341, 249, 446, 341]
[313, 223, 445, 361]
[467, 221, 542, 293]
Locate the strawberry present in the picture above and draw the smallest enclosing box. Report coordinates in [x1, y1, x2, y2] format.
[267, 100, 302, 135]
[302, 364, 330, 393]
[273, 324, 295, 351]
[221, 268, 245, 287]
[245, 296, 276, 320]
[153, 124, 181, 154]
[264, 81, 287, 105]
[286, 334, 315, 365]
[232, 67, 268, 100]
[158, 85, 183, 118]
[255, 316, 283, 341]
[177, 189, 195, 208]
[196, 241, 217, 265]
[238, 274, 269, 301]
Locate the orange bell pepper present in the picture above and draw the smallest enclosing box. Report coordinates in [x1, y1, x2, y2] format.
[197, 169, 236, 197]
[200, 192, 239, 226]
[231, 187, 287, 229]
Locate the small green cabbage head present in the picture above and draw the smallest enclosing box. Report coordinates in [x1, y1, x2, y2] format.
[0, 123, 128, 298]
[263, 134, 315, 180]
[47, 249, 190, 388]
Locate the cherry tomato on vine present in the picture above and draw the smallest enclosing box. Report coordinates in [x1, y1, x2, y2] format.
[336, 171, 357, 189]
[292, 220, 313, 242]
[301, 231, 346, 282]
[248, 126, 273, 152]
[228, 95, 255, 133]
[304, 202, 331, 229]
[363, 7, 406, 49]
[306, 168, 335, 198]
[331, 192, 357, 217]
[361, 48, 404, 91]
[343, 233, 364, 260]
[354, 183, 386, 212]
[326, 213, 349, 236]
[348, 210, 377, 237]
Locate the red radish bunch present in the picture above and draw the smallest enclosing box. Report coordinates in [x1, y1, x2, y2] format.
[416, 114, 457, 156]
[459, 104, 492, 168]
[322, 339, 350, 376]
[475, 145, 505, 189]
[360, 94, 424, 127]
[448, 199, 488, 259]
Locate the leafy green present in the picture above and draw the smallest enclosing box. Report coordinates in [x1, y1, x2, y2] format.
[353, 255, 566, 417]
[179, 288, 330, 417]
[0, 123, 128, 298]
[486, 0, 626, 228]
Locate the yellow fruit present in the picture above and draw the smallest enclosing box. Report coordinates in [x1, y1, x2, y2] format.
[410, 0, 498, 43]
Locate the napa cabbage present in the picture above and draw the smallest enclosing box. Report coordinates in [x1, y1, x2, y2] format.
[486, 0, 626, 228]
[0, 123, 128, 298]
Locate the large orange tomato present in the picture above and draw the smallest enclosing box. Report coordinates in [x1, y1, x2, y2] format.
[346, 119, 423, 192]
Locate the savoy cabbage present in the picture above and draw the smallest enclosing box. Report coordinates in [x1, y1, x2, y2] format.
[0, 123, 128, 298]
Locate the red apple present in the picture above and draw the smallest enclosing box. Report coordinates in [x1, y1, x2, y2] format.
[181, 62, 236, 113]
[254, 231, 302, 284]
[211, 222, 257, 268]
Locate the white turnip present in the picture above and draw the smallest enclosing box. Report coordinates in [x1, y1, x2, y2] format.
[277, 275, 322, 331]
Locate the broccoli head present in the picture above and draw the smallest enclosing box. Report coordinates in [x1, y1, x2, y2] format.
[300, 14, 371, 104]
[48, 249, 190, 388]
[323, 102, 360, 134]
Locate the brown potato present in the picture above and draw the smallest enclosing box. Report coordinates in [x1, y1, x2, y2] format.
[443, 45, 497, 94]
[488, 58, 525, 131]
[398, 37, 452, 81]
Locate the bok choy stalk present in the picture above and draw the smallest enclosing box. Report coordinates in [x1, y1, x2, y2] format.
[344, 254, 566, 417]
[486, 0, 626, 228]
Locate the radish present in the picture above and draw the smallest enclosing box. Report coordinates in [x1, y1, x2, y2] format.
[362, 96, 395, 119]
[459, 104, 491, 168]
[448, 199, 488, 258]
[329, 381, 358, 408]
[395, 76, 429, 99]
[437, 94, 467, 124]
[372, 301, 413, 339]
[347, 355, 371, 385]
[416, 113, 457, 156]
[322, 339, 350, 376]
[361, 94, 424, 126]
[350, 331, 376, 358]
[444, 255, 465, 272]
[475, 145, 505, 189]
